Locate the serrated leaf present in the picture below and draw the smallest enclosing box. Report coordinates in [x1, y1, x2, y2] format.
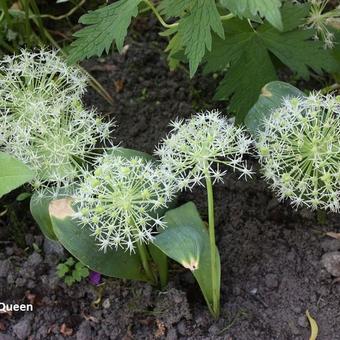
[178, 0, 224, 77]
[205, 3, 339, 122]
[158, 0, 195, 18]
[220, 0, 283, 30]
[214, 36, 277, 123]
[163, 27, 184, 70]
[68, 0, 142, 64]
[0, 152, 35, 198]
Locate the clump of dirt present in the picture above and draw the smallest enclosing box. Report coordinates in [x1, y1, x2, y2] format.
[1, 17, 340, 340]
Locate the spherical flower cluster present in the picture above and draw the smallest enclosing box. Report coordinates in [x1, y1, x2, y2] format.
[0, 50, 114, 189]
[155, 110, 253, 190]
[0, 49, 87, 113]
[1, 105, 114, 187]
[73, 154, 176, 253]
[257, 93, 340, 212]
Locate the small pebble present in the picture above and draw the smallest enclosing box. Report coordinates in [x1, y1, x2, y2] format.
[13, 319, 31, 340]
[297, 315, 308, 328]
[321, 252, 340, 277]
[102, 298, 111, 309]
[265, 274, 278, 289]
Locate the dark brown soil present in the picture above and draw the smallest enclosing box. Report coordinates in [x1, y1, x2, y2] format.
[1, 17, 340, 340]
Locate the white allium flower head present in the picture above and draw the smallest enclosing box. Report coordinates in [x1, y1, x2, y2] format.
[0, 49, 87, 113]
[73, 154, 176, 253]
[0, 50, 115, 190]
[1, 105, 114, 188]
[257, 93, 340, 212]
[155, 110, 253, 190]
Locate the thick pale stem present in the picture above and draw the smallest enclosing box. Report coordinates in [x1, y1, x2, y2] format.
[136, 241, 157, 285]
[205, 175, 220, 318]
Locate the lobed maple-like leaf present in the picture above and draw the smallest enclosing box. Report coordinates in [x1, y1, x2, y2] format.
[204, 3, 339, 122]
[68, 0, 142, 64]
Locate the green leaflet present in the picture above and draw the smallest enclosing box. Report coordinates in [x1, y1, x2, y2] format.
[30, 191, 58, 240]
[204, 3, 339, 122]
[0, 152, 35, 198]
[220, 0, 283, 30]
[68, 0, 142, 64]
[177, 0, 224, 77]
[158, 0, 195, 18]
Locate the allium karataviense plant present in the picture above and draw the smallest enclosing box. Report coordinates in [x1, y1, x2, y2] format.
[73, 153, 176, 284]
[0, 50, 114, 191]
[155, 110, 253, 317]
[257, 93, 340, 212]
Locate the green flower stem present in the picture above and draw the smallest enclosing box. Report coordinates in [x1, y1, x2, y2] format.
[220, 13, 235, 21]
[136, 240, 157, 285]
[143, 0, 178, 29]
[143, 0, 235, 30]
[205, 174, 220, 318]
[317, 209, 327, 225]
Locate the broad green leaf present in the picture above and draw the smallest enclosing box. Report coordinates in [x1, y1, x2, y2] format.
[205, 3, 339, 122]
[0, 152, 34, 198]
[30, 186, 75, 241]
[49, 198, 148, 281]
[30, 192, 58, 240]
[68, 0, 142, 64]
[178, 0, 224, 77]
[220, 0, 283, 30]
[245, 81, 306, 136]
[153, 202, 220, 315]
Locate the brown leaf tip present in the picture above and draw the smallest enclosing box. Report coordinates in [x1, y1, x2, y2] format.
[49, 198, 75, 219]
[182, 258, 199, 271]
[261, 85, 272, 97]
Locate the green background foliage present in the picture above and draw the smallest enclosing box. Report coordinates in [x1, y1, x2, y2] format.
[66, 0, 339, 122]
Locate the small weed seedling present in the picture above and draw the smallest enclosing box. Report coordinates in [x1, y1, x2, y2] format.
[57, 257, 90, 286]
